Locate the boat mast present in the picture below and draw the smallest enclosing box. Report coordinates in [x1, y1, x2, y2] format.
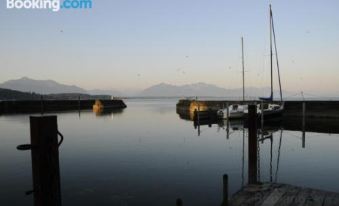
[269, 4, 273, 100]
[271, 6, 283, 102]
[241, 37, 245, 102]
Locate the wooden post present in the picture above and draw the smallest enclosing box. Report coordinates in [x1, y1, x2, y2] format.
[226, 102, 229, 119]
[222, 174, 229, 206]
[302, 102, 306, 148]
[78, 95, 81, 110]
[261, 101, 264, 128]
[248, 105, 258, 184]
[176, 198, 183, 206]
[30, 116, 62, 206]
[40, 95, 44, 115]
[226, 102, 230, 139]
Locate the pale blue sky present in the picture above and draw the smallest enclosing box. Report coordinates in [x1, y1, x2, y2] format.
[0, 0, 338, 94]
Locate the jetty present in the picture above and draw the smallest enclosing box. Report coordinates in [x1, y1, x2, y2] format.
[218, 105, 339, 206]
[227, 182, 339, 206]
[0, 99, 127, 114]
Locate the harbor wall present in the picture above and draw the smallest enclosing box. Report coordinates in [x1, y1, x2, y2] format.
[0, 99, 127, 114]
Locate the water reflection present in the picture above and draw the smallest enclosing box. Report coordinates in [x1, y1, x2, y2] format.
[1, 100, 339, 206]
[93, 108, 124, 118]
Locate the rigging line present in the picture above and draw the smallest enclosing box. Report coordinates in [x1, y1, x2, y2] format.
[271, 5, 283, 102]
[275, 130, 283, 182]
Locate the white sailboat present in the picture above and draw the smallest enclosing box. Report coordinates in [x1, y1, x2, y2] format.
[257, 4, 284, 118]
[217, 37, 247, 119]
[218, 4, 284, 119]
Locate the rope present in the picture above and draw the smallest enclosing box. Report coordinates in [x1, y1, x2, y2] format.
[57, 131, 64, 147]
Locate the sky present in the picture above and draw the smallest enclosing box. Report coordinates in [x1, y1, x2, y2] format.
[0, 0, 339, 95]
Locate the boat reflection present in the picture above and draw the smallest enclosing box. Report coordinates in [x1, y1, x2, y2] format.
[93, 107, 124, 117]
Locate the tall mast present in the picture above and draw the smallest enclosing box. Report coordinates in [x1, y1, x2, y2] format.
[241, 37, 245, 102]
[269, 4, 273, 100]
[271, 6, 283, 102]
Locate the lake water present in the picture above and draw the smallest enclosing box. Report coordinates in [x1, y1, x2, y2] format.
[1, 99, 339, 206]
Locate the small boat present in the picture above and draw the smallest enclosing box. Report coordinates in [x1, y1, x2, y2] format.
[217, 104, 248, 119]
[217, 37, 247, 119]
[258, 4, 284, 118]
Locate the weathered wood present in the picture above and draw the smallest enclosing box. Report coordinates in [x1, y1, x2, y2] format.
[248, 105, 258, 184]
[261, 187, 287, 206]
[275, 186, 301, 206]
[221, 174, 228, 206]
[230, 183, 339, 206]
[30, 116, 62, 206]
[324, 193, 339, 206]
[303, 189, 327, 206]
[291, 188, 313, 206]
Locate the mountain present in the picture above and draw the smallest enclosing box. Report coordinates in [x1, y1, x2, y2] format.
[0, 77, 87, 94]
[139, 82, 226, 97]
[139, 82, 292, 99]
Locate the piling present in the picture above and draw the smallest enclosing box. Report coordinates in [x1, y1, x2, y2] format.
[248, 105, 258, 184]
[29, 116, 62, 206]
[222, 174, 229, 206]
[40, 95, 44, 115]
[302, 102, 306, 148]
[226, 102, 230, 139]
[176, 198, 183, 206]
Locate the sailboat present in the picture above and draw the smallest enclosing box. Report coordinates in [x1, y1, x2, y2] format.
[217, 37, 247, 119]
[257, 4, 284, 118]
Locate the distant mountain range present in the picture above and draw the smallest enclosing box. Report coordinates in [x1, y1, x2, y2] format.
[0, 77, 121, 96]
[138, 82, 290, 99]
[0, 77, 296, 99]
[0, 77, 87, 94]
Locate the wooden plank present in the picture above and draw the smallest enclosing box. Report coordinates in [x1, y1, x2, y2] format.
[324, 193, 339, 206]
[303, 189, 327, 206]
[230, 183, 339, 206]
[261, 187, 287, 206]
[275, 185, 301, 206]
[282, 188, 312, 206]
[231, 184, 274, 206]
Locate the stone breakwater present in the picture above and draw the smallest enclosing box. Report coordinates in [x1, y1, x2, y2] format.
[0, 99, 126, 114]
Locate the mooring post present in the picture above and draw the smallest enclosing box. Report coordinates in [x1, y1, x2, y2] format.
[261, 101, 264, 128]
[226, 102, 230, 139]
[226, 102, 229, 119]
[30, 116, 62, 206]
[248, 105, 258, 184]
[176, 198, 183, 206]
[221, 174, 229, 206]
[302, 102, 306, 148]
[40, 95, 44, 115]
[208, 109, 212, 127]
[78, 95, 81, 110]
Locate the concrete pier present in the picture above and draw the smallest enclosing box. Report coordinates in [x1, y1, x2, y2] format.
[0, 99, 127, 114]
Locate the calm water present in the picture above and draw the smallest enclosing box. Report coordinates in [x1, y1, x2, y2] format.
[1, 99, 339, 205]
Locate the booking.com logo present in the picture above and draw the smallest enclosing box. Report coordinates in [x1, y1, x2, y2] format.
[6, 0, 92, 12]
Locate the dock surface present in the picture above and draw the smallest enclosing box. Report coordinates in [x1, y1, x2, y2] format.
[230, 183, 339, 206]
